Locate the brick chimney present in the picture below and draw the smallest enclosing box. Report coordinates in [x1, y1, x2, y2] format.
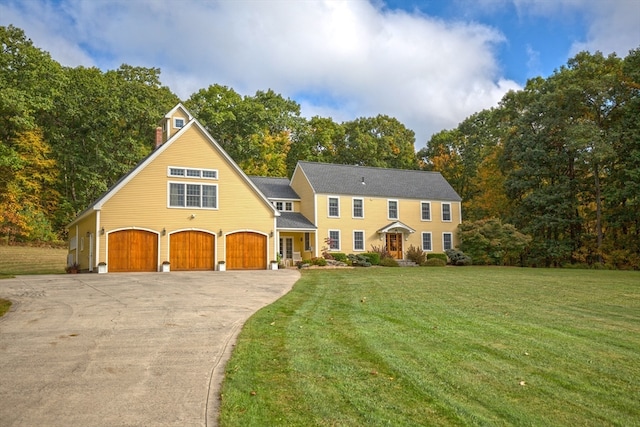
[155, 126, 163, 148]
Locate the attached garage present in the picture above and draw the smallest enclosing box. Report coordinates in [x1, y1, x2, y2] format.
[108, 230, 158, 272]
[170, 230, 215, 271]
[226, 232, 267, 270]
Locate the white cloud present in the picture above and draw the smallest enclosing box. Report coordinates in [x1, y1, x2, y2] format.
[2, 0, 523, 146]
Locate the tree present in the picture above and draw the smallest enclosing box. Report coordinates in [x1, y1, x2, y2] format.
[457, 218, 531, 266]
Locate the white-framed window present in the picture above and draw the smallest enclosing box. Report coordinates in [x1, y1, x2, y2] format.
[353, 230, 365, 251]
[388, 199, 398, 220]
[274, 201, 293, 212]
[169, 182, 217, 209]
[304, 232, 311, 251]
[285, 201, 293, 211]
[168, 167, 217, 180]
[422, 232, 432, 251]
[275, 201, 283, 211]
[442, 203, 452, 222]
[328, 230, 340, 250]
[174, 117, 185, 128]
[443, 232, 453, 251]
[421, 201, 431, 221]
[352, 198, 364, 218]
[328, 196, 340, 218]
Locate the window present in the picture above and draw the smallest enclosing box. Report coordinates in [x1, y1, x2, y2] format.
[168, 167, 217, 180]
[421, 202, 431, 221]
[352, 198, 364, 218]
[328, 230, 340, 250]
[169, 182, 217, 209]
[353, 231, 364, 251]
[285, 202, 293, 211]
[174, 118, 185, 128]
[443, 233, 453, 251]
[304, 232, 311, 251]
[422, 232, 432, 251]
[442, 203, 452, 222]
[388, 200, 398, 220]
[328, 196, 340, 217]
[274, 201, 293, 212]
[275, 202, 283, 211]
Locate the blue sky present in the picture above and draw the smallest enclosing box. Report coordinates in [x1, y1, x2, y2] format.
[1, 0, 639, 147]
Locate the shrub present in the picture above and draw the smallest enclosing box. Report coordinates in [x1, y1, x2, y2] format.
[424, 258, 446, 267]
[427, 253, 448, 262]
[347, 254, 372, 267]
[406, 245, 427, 265]
[362, 252, 380, 265]
[370, 244, 392, 260]
[379, 257, 399, 267]
[311, 257, 327, 266]
[331, 252, 348, 262]
[445, 249, 472, 266]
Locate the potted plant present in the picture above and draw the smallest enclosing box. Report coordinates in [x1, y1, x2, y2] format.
[161, 261, 170, 273]
[66, 263, 80, 274]
[98, 262, 107, 274]
[218, 261, 226, 271]
[270, 260, 279, 270]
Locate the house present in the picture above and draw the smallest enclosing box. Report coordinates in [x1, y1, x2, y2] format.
[67, 104, 462, 272]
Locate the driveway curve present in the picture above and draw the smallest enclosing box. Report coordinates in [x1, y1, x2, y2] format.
[0, 270, 300, 427]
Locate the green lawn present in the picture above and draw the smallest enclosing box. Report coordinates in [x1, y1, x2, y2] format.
[0, 245, 68, 278]
[219, 267, 640, 426]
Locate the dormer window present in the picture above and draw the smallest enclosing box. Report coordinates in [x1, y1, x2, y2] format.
[174, 118, 185, 129]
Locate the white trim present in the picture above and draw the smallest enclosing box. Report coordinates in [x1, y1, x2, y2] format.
[442, 232, 453, 251]
[167, 181, 218, 210]
[441, 202, 452, 222]
[387, 199, 399, 220]
[95, 210, 101, 265]
[421, 231, 433, 251]
[328, 229, 341, 251]
[327, 195, 340, 218]
[352, 197, 364, 219]
[353, 230, 365, 252]
[420, 201, 432, 221]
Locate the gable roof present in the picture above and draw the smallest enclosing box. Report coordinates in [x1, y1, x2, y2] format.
[294, 161, 462, 201]
[276, 212, 316, 230]
[249, 176, 300, 200]
[68, 104, 278, 227]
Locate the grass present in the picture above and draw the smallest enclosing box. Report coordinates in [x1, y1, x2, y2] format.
[0, 298, 11, 316]
[0, 245, 68, 278]
[219, 267, 640, 426]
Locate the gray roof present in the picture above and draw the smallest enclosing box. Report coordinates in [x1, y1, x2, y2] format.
[277, 212, 316, 230]
[249, 176, 300, 200]
[296, 161, 462, 201]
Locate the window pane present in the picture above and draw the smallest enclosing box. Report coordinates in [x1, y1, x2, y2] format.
[202, 170, 217, 179]
[422, 233, 432, 251]
[305, 233, 310, 251]
[202, 185, 217, 208]
[422, 202, 431, 220]
[354, 231, 364, 250]
[329, 197, 339, 217]
[353, 199, 363, 217]
[170, 168, 185, 176]
[170, 183, 184, 206]
[329, 231, 340, 249]
[285, 202, 293, 211]
[388, 201, 398, 219]
[276, 202, 283, 211]
[443, 233, 452, 250]
[442, 204, 451, 221]
[186, 184, 201, 207]
[186, 169, 200, 177]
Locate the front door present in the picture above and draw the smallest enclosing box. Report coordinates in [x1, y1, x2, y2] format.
[386, 233, 403, 259]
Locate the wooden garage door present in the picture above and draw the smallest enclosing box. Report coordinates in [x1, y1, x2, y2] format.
[226, 232, 267, 270]
[170, 231, 215, 271]
[108, 230, 158, 272]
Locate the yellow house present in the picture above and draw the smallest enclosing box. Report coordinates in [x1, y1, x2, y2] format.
[67, 104, 462, 272]
[67, 104, 279, 272]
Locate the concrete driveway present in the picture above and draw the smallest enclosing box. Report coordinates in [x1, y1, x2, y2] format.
[0, 270, 300, 427]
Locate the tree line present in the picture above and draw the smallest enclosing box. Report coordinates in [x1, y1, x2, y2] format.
[1, 25, 638, 268]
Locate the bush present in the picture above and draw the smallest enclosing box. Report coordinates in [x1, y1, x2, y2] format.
[445, 249, 472, 266]
[379, 257, 399, 267]
[347, 254, 372, 267]
[406, 245, 427, 265]
[424, 258, 446, 267]
[427, 253, 448, 262]
[362, 252, 380, 265]
[311, 257, 327, 266]
[331, 252, 348, 262]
